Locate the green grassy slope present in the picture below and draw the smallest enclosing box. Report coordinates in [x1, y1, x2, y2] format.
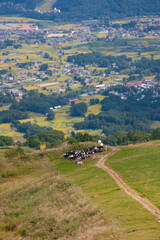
[36, 0, 56, 11]
[108, 141, 160, 210]
[1, 143, 160, 239]
[0, 146, 123, 240]
[51, 143, 160, 240]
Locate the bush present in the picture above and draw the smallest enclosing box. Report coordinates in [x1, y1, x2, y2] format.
[90, 98, 100, 105]
[70, 102, 87, 117]
[26, 130, 64, 148]
[5, 149, 19, 160]
[0, 136, 14, 146]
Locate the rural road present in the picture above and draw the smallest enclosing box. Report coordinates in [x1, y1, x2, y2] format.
[96, 148, 160, 221]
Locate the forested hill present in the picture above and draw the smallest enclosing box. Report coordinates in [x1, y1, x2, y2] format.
[53, 0, 160, 20]
[0, 0, 43, 9]
[0, 0, 45, 16]
[0, 0, 159, 20]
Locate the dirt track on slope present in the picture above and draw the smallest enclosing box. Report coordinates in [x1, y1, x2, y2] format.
[96, 148, 160, 221]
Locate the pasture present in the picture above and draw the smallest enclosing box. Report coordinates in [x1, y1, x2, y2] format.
[108, 141, 160, 209]
[48, 144, 160, 240]
[0, 146, 117, 240]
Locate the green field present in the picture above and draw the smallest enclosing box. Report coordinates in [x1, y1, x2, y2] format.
[49, 143, 160, 240]
[108, 141, 160, 209]
[0, 145, 124, 240]
[1, 142, 160, 239]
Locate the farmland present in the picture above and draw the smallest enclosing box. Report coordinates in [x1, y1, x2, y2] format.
[0, 16, 159, 140]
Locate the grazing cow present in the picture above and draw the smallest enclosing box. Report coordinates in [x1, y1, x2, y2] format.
[63, 146, 106, 163]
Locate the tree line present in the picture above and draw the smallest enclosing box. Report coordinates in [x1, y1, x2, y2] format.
[11, 91, 69, 114]
[69, 128, 160, 146]
[26, 130, 65, 148]
[1, 127, 160, 148]
[67, 52, 131, 70]
[68, 52, 160, 77]
[0, 110, 28, 124]
[11, 121, 52, 138]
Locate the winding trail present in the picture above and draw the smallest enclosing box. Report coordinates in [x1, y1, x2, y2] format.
[96, 148, 160, 221]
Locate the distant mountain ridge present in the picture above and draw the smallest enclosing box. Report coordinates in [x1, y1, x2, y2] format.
[0, 0, 159, 21]
[53, 0, 160, 20]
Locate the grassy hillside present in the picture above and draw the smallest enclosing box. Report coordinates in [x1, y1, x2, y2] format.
[1, 142, 160, 239]
[108, 141, 160, 209]
[0, 145, 119, 240]
[50, 143, 160, 240]
[36, 0, 56, 11]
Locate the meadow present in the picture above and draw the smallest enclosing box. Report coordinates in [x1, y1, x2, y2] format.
[46, 143, 160, 240]
[0, 145, 124, 240]
[107, 141, 160, 210]
[1, 138, 160, 239]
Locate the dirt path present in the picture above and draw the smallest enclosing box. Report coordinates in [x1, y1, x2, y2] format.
[96, 148, 160, 221]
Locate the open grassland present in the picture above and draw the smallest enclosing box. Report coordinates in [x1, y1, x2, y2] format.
[86, 104, 101, 116]
[0, 146, 124, 240]
[1, 140, 160, 239]
[36, 0, 56, 11]
[46, 144, 160, 240]
[107, 141, 160, 210]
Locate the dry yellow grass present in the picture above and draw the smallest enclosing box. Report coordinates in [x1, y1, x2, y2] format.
[0, 107, 8, 112]
[0, 124, 11, 130]
[20, 117, 46, 123]
[86, 104, 101, 116]
[4, 131, 24, 137]
[0, 16, 41, 22]
[0, 151, 120, 240]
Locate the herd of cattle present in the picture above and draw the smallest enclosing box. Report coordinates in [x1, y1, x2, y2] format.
[63, 146, 106, 164]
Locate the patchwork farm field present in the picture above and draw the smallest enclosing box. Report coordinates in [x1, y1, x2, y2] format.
[74, 38, 160, 60]
[0, 93, 106, 140]
[0, 16, 159, 139]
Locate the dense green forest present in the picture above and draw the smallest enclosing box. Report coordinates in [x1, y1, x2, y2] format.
[70, 102, 88, 117]
[68, 53, 160, 78]
[0, 0, 42, 10]
[0, 110, 28, 124]
[0, 0, 159, 21]
[67, 52, 131, 69]
[74, 87, 160, 135]
[11, 91, 69, 115]
[53, 0, 160, 21]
